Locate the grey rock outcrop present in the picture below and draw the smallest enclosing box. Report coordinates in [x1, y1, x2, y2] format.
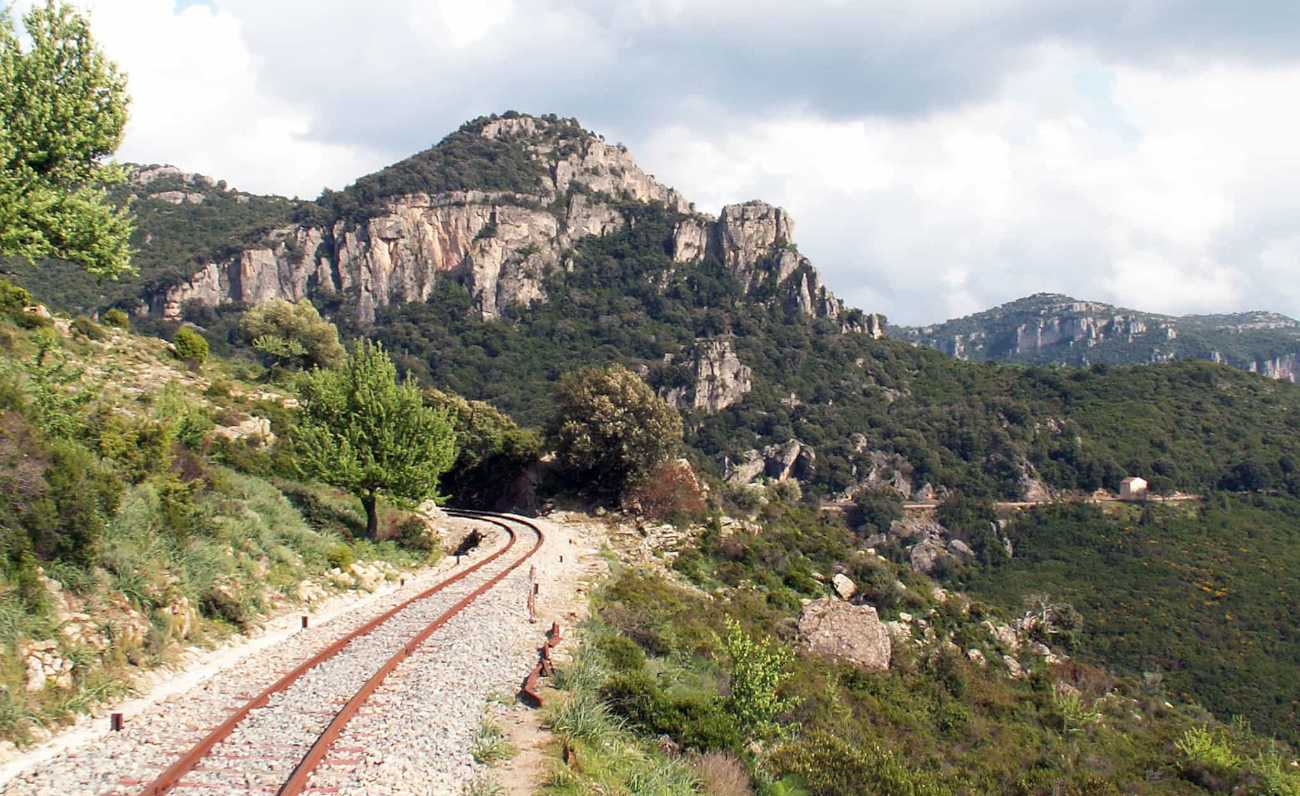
[798, 598, 891, 672]
[147, 114, 888, 336]
[724, 439, 816, 485]
[832, 573, 857, 601]
[663, 337, 753, 413]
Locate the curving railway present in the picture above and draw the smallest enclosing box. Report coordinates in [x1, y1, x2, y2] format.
[1, 510, 549, 796]
[142, 510, 542, 796]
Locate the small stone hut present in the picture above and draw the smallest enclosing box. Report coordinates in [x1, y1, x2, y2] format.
[1119, 477, 1148, 501]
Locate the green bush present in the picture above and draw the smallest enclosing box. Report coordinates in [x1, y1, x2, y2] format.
[853, 488, 904, 534]
[326, 543, 354, 570]
[392, 516, 438, 555]
[599, 669, 744, 753]
[597, 634, 647, 673]
[173, 326, 208, 367]
[95, 414, 173, 483]
[719, 617, 798, 740]
[24, 440, 123, 566]
[101, 308, 129, 329]
[239, 299, 345, 371]
[771, 732, 949, 796]
[0, 278, 33, 315]
[70, 316, 105, 340]
[546, 365, 683, 498]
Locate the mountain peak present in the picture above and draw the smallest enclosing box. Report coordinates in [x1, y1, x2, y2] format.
[897, 292, 1299, 380]
[133, 112, 881, 337]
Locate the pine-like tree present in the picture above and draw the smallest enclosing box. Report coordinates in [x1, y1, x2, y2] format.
[0, 1, 133, 278]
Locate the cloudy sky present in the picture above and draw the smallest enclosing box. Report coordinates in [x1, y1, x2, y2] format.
[17, 0, 1300, 325]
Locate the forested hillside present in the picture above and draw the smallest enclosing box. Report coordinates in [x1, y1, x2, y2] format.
[371, 201, 1300, 502]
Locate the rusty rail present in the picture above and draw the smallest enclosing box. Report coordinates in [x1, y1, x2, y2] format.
[277, 511, 544, 795]
[136, 509, 541, 796]
[520, 621, 564, 706]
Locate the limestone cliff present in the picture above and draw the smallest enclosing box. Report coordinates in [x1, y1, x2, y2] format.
[662, 337, 753, 413]
[147, 114, 885, 335]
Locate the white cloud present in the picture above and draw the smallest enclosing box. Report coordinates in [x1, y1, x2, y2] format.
[28, 0, 1300, 322]
[49, 0, 386, 197]
[638, 45, 1300, 323]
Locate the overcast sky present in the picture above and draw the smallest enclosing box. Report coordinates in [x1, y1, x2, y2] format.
[17, 0, 1300, 325]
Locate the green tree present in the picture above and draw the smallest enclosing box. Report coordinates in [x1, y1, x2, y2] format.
[0, 1, 133, 278]
[423, 387, 540, 505]
[719, 617, 798, 740]
[294, 341, 456, 537]
[239, 299, 345, 371]
[853, 487, 904, 534]
[546, 365, 683, 497]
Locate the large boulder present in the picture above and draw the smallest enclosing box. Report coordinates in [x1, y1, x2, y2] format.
[908, 537, 952, 575]
[831, 573, 856, 601]
[797, 598, 891, 672]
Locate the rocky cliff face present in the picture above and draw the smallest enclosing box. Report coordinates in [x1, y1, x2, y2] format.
[148, 114, 884, 336]
[897, 293, 1300, 382]
[662, 337, 753, 413]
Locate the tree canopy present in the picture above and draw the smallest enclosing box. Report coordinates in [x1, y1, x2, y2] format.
[0, 1, 133, 279]
[239, 298, 345, 371]
[546, 365, 683, 497]
[293, 340, 456, 537]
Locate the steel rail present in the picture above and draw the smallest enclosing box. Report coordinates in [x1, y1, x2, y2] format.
[135, 510, 534, 796]
[277, 510, 544, 795]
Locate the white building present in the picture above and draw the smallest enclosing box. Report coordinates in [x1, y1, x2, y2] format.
[1119, 477, 1148, 501]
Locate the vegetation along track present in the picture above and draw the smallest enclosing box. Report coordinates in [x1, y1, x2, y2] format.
[133, 510, 543, 796]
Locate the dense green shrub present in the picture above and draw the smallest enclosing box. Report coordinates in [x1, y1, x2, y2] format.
[70, 316, 104, 340]
[958, 499, 1300, 742]
[0, 279, 33, 315]
[423, 387, 540, 507]
[172, 326, 208, 367]
[719, 617, 798, 740]
[325, 543, 354, 570]
[771, 732, 948, 796]
[95, 413, 173, 483]
[546, 365, 683, 498]
[600, 669, 745, 753]
[853, 488, 904, 534]
[25, 440, 122, 566]
[239, 299, 345, 371]
[100, 308, 129, 329]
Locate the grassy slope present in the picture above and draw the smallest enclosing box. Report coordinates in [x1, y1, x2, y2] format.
[0, 303, 435, 745]
[538, 502, 1299, 796]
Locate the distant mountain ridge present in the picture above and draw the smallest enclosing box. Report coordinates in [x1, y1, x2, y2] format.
[896, 292, 1300, 382]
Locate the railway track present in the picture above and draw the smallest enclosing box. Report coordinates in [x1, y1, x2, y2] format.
[124, 510, 544, 796]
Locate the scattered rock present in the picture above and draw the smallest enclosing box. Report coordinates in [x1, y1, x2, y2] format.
[1003, 655, 1025, 679]
[967, 648, 987, 666]
[798, 598, 891, 672]
[908, 538, 951, 575]
[208, 416, 275, 447]
[831, 573, 856, 601]
[983, 620, 1021, 652]
[948, 538, 975, 559]
[296, 580, 328, 604]
[20, 640, 73, 691]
